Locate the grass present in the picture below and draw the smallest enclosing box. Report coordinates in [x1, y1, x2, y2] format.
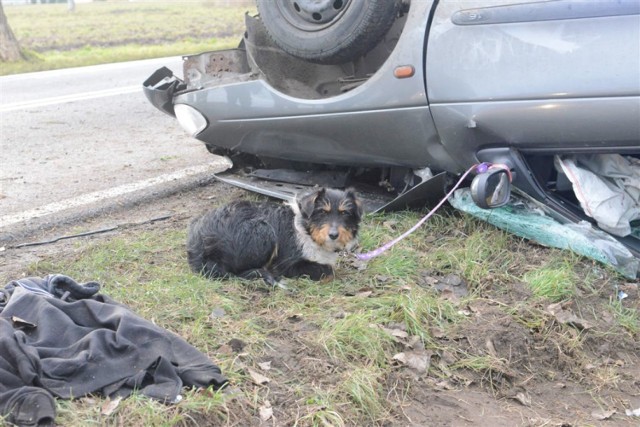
[610, 299, 639, 334]
[320, 311, 397, 367]
[338, 366, 386, 423]
[2, 1, 255, 75]
[522, 262, 578, 302]
[297, 393, 346, 427]
[13, 203, 636, 426]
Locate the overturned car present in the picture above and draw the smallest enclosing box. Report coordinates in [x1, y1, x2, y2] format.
[143, 0, 640, 275]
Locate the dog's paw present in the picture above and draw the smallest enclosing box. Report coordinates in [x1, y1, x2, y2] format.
[274, 279, 289, 290]
[259, 274, 291, 292]
[273, 279, 300, 294]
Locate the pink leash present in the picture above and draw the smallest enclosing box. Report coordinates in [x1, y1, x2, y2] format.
[355, 163, 505, 261]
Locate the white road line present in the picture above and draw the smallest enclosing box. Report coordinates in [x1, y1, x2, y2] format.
[0, 159, 232, 230]
[0, 56, 181, 82]
[0, 85, 142, 113]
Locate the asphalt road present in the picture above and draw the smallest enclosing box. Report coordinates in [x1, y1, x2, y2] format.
[0, 57, 230, 234]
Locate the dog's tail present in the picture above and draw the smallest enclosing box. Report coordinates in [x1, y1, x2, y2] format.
[187, 247, 230, 279]
[187, 246, 227, 279]
[186, 215, 228, 279]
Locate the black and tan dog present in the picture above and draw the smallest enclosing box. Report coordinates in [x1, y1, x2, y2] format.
[187, 188, 363, 286]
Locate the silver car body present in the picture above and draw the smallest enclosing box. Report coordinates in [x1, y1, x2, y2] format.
[143, 0, 640, 258]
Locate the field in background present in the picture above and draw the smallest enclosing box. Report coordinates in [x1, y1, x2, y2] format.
[2, 1, 255, 75]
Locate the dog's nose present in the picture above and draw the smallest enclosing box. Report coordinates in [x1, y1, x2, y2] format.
[328, 231, 339, 240]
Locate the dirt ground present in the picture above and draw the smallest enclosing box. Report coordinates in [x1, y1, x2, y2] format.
[1, 180, 639, 427]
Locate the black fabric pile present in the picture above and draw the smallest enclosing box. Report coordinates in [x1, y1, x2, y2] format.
[0, 275, 227, 426]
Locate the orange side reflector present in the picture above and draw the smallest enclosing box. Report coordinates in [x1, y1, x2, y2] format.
[393, 65, 415, 79]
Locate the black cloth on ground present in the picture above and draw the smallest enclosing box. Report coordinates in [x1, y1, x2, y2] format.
[0, 275, 227, 426]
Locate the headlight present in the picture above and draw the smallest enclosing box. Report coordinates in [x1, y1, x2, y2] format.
[174, 104, 207, 137]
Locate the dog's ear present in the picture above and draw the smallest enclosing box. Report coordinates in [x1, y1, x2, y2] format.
[345, 187, 363, 219]
[298, 188, 325, 218]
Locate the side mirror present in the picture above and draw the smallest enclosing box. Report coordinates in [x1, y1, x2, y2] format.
[470, 168, 512, 209]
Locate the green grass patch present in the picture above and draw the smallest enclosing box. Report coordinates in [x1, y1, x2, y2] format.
[609, 299, 639, 334]
[521, 262, 578, 302]
[338, 366, 386, 423]
[319, 311, 397, 367]
[298, 393, 346, 427]
[423, 216, 520, 289]
[387, 290, 461, 343]
[55, 387, 230, 426]
[359, 211, 525, 292]
[2, 1, 255, 75]
[1, 40, 239, 75]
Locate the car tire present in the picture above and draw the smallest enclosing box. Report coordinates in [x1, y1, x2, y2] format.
[256, 0, 400, 65]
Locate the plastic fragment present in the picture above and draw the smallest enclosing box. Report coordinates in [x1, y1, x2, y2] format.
[450, 189, 639, 279]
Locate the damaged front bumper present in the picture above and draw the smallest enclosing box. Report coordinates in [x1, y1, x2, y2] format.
[142, 66, 184, 117]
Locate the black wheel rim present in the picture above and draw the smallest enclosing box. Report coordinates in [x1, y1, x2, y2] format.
[275, 0, 353, 31]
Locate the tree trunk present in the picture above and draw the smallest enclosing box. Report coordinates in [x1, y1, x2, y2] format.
[0, 4, 25, 62]
[68, 0, 76, 13]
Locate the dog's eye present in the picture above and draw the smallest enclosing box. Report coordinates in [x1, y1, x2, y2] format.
[317, 202, 332, 215]
[339, 210, 351, 216]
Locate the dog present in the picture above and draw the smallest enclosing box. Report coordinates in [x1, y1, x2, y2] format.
[186, 187, 363, 287]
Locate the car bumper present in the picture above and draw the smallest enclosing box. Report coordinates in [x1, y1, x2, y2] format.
[142, 66, 183, 117]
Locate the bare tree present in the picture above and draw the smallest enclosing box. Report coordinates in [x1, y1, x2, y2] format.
[0, 3, 25, 62]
